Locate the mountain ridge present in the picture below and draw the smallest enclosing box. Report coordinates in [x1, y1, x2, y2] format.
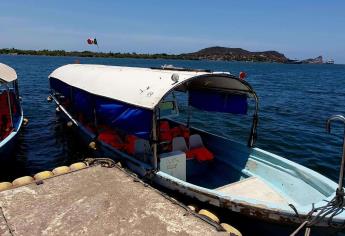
[180, 46, 288, 62]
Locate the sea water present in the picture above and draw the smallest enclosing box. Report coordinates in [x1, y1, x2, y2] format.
[1, 54, 345, 183]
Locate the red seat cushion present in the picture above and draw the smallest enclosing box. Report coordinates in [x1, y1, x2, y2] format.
[159, 121, 170, 132]
[159, 131, 172, 142]
[188, 147, 214, 161]
[98, 130, 123, 149]
[170, 127, 181, 138]
[179, 125, 190, 141]
[124, 135, 137, 155]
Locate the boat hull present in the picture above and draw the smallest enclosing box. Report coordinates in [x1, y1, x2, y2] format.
[0, 115, 23, 161]
[153, 172, 340, 236]
[54, 103, 342, 235]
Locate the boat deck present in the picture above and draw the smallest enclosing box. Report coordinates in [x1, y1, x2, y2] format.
[0, 165, 226, 236]
[215, 177, 288, 205]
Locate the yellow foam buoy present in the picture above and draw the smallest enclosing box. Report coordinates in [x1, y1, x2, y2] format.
[23, 118, 29, 126]
[70, 162, 87, 171]
[34, 171, 54, 180]
[52, 166, 70, 175]
[198, 209, 220, 223]
[220, 223, 242, 236]
[66, 121, 73, 127]
[0, 182, 12, 192]
[12, 176, 34, 187]
[88, 141, 97, 150]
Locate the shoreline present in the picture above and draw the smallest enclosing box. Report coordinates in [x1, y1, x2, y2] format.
[0, 50, 339, 65]
[0, 48, 286, 63]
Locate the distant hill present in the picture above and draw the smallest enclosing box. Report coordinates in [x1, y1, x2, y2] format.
[180, 46, 289, 63]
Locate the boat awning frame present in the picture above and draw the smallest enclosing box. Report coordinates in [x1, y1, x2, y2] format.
[0, 63, 17, 84]
[48, 64, 257, 111]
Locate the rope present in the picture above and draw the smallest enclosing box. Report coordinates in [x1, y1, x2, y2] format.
[84, 157, 116, 168]
[0, 206, 14, 236]
[289, 191, 345, 236]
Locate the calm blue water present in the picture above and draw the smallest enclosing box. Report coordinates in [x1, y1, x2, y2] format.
[1, 55, 345, 183]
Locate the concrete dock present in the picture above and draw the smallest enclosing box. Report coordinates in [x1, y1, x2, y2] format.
[0, 165, 227, 236]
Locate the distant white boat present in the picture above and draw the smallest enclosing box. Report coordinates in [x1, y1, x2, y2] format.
[326, 59, 335, 64]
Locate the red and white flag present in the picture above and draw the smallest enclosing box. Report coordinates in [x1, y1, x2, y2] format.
[87, 38, 98, 45]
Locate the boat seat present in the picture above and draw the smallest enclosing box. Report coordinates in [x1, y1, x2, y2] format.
[98, 130, 123, 149]
[172, 137, 188, 152]
[188, 134, 214, 161]
[189, 134, 204, 149]
[215, 177, 288, 205]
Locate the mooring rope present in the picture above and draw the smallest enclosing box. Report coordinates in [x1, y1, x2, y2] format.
[290, 191, 345, 236]
[0, 206, 15, 236]
[84, 157, 116, 168]
[290, 115, 345, 235]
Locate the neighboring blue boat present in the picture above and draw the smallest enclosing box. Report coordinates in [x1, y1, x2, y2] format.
[48, 64, 345, 235]
[0, 63, 23, 160]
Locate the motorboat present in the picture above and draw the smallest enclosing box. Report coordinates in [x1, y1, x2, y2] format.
[0, 63, 23, 160]
[48, 64, 345, 235]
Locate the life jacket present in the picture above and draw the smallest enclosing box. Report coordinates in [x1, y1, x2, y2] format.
[170, 126, 181, 138]
[187, 147, 214, 161]
[159, 121, 170, 132]
[124, 135, 137, 155]
[171, 125, 190, 146]
[159, 121, 172, 142]
[98, 130, 123, 149]
[179, 125, 190, 141]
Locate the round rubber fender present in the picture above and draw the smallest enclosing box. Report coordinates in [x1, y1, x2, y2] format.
[52, 166, 70, 175]
[23, 118, 29, 126]
[0, 182, 12, 192]
[187, 204, 198, 212]
[12, 176, 34, 187]
[34, 171, 54, 180]
[198, 209, 220, 223]
[70, 162, 87, 171]
[220, 223, 242, 236]
[88, 141, 97, 150]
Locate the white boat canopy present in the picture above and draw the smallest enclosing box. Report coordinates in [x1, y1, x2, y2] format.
[0, 63, 17, 84]
[49, 64, 256, 110]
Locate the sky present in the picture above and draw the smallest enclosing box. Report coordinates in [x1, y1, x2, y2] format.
[1, 0, 345, 63]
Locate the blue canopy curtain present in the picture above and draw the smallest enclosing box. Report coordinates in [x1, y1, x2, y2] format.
[50, 78, 153, 139]
[189, 89, 248, 114]
[94, 97, 152, 139]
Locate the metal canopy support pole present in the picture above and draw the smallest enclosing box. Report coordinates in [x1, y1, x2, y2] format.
[6, 86, 14, 129]
[187, 91, 191, 128]
[248, 94, 259, 147]
[326, 114, 345, 196]
[93, 108, 98, 134]
[152, 110, 158, 170]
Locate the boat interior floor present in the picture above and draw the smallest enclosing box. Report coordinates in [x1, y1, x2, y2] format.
[215, 176, 288, 205]
[186, 158, 288, 205]
[187, 158, 246, 189]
